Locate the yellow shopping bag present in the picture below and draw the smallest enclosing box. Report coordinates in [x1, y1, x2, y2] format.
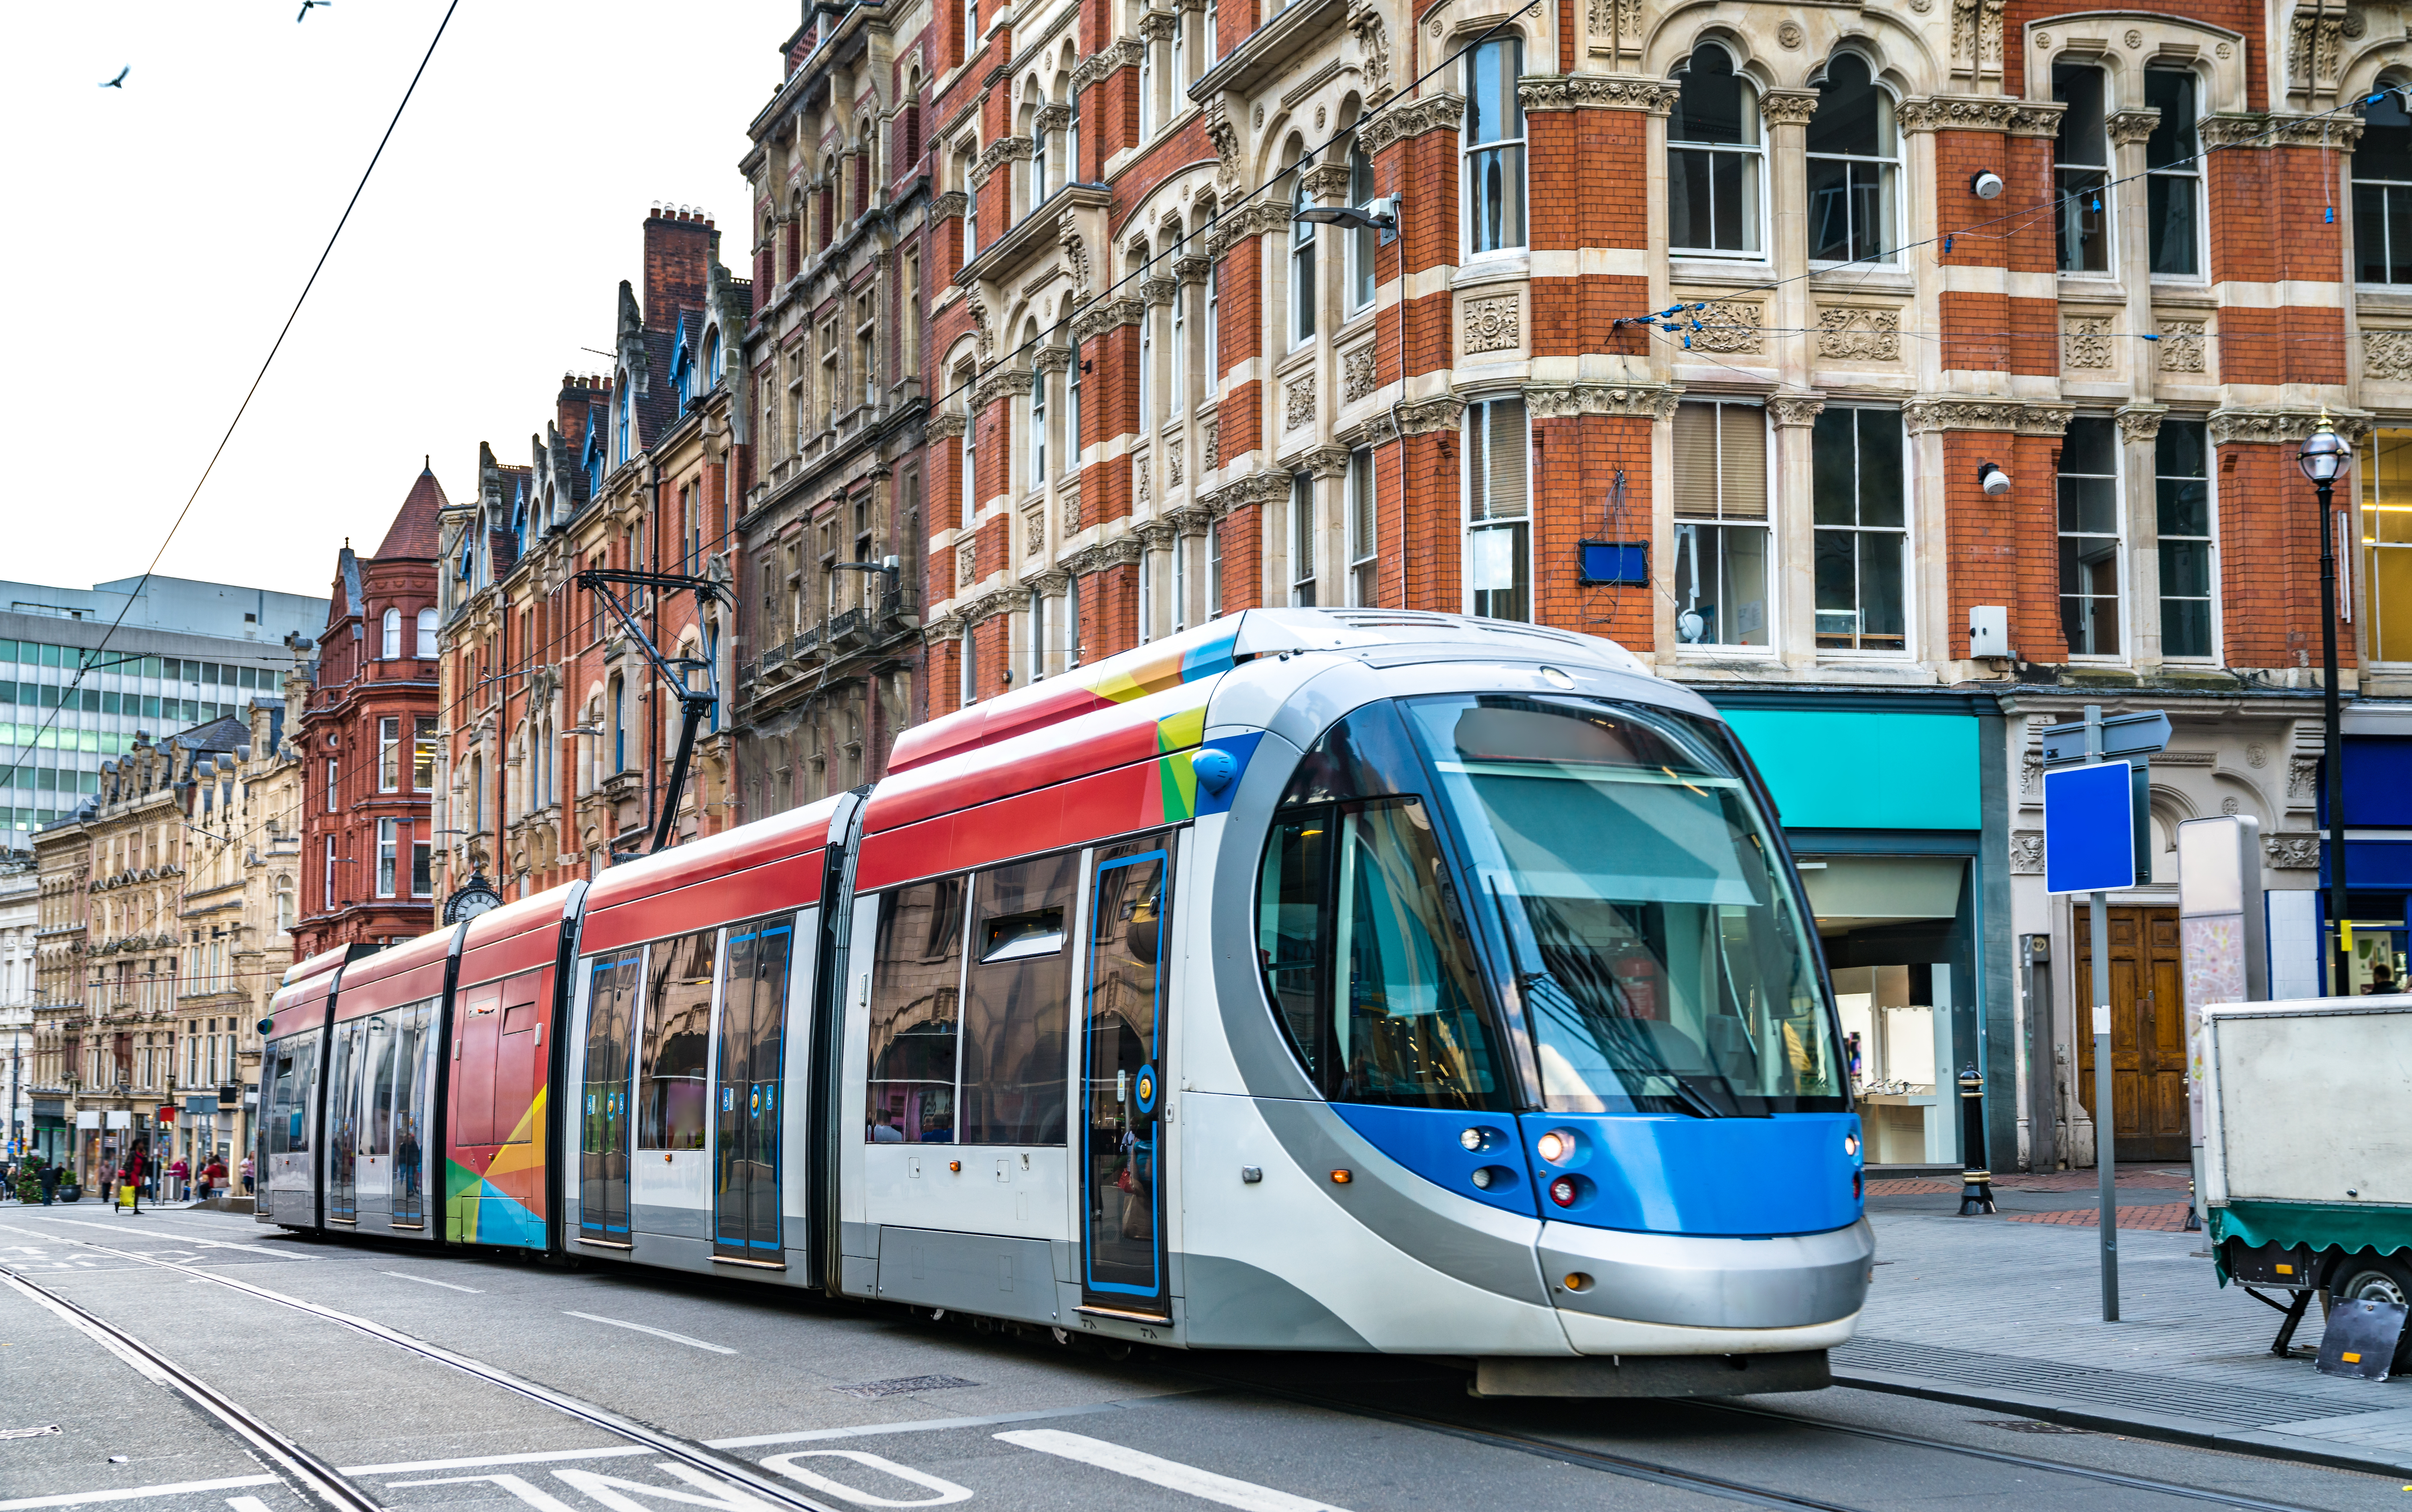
[118, 1184, 136, 1209]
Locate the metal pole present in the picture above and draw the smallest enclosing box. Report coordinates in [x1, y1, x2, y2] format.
[1957, 1066, 1995, 1213]
[2319, 475, 2352, 998]
[2085, 703, 2119, 1321]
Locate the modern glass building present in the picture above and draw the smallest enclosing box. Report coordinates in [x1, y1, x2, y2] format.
[0, 576, 328, 845]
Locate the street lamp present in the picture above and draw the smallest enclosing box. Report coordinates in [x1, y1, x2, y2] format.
[2299, 410, 2353, 997]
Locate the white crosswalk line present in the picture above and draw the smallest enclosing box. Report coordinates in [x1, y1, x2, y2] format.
[996, 1429, 1351, 1512]
[562, 1310, 736, 1354]
[0, 1474, 280, 1510]
[383, 1270, 482, 1293]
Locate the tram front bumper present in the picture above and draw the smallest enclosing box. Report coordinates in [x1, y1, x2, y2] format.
[1538, 1216, 1875, 1337]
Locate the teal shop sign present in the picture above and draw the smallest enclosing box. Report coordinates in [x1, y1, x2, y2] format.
[1723, 709, 1980, 831]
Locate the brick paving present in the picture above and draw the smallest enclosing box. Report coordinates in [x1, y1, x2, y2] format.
[1844, 1206, 2412, 1471]
[2006, 1203, 2196, 1232]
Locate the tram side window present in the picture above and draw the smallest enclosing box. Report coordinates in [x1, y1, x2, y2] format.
[640, 930, 715, 1150]
[961, 851, 1078, 1144]
[867, 876, 965, 1143]
[266, 1040, 315, 1154]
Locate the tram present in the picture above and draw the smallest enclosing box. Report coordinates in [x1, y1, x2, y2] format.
[258, 608, 1872, 1397]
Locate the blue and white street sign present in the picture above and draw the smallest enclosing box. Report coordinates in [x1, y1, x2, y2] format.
[2046, 759, 2139, 895]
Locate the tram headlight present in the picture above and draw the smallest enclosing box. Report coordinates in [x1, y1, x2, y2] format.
[1470, 1168, 1493, 1189]
[1461, 1128, 1485, 1151]
[1536, 1130, 1576, 1164]
[1843, 1133, 1860, 1158]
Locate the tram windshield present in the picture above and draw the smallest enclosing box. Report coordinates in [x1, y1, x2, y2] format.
[1401, 694, 1844, 1116]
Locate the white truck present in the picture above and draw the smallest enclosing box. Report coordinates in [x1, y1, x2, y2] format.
[2200, 995, 2412, 1356]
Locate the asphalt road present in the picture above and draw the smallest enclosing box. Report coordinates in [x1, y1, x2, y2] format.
[0, 1202, 2399, 1512]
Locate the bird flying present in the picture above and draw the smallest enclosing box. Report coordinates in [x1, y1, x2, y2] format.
[298, 0, 331, 18]
[99, 67, 128, 88]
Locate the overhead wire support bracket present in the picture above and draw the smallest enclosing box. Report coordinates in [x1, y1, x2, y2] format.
[573, 567, 728, 857]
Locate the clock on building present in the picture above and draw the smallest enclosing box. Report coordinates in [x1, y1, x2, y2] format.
[444, 875, 504, 924]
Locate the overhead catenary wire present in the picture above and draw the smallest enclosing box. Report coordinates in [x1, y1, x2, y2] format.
[0, 2, 462, 817]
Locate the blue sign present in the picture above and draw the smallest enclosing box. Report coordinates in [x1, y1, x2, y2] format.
[2045, 760, 2138, 895]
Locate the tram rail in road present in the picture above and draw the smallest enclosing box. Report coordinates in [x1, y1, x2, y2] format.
[1, 1209, 2374, 1512]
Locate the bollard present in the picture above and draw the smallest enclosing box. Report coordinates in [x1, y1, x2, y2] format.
[1957, 1064, 1996, 1216]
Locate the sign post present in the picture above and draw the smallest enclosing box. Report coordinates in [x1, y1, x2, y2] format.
[2042, 704, 2168, 1322]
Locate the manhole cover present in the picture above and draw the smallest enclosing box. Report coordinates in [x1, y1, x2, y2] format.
[830, 1374, 981, 1400]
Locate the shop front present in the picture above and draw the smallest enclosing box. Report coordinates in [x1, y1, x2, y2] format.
[2330, 708, 2412, 995]
[1706, 691, 2011, 1169]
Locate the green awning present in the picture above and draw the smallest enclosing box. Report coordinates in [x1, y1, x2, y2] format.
[2209, 1199, 2412, 1284]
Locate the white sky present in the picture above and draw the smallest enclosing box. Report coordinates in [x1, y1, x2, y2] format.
[0, 0, 796, 601]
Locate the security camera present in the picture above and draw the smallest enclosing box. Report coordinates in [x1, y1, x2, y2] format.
[1977, 461, 2012, 495]
[1971, 171, 2006, 200]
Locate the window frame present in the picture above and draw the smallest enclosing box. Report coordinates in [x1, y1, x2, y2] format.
[2057, 414, 2126, 660]
[2052, 62, 2113, 275]
[1462, 35, 1528, 257]
[1347, 445, 1378, 606]
[1289, 175, 1318, 349]
[1804, 51, 1901, 268]
[2142, 65, 2206, 281]
[1346, 142, 1379, 312]
[2360, 431, 2412, 664]
[1462, 395, 1532, 621]
[2355, 80, 2412, 285]
[378, 716, 401, 793]
[1667, 42, 1767, 260]
[375, 818, 398, 898]
[1809, 404, 1911, 655]
[2154, 418, 2217, 662]
[1670, 399, 1775, 651]
[1289, 473, 1319, 607]
[380, 608, 401, 660]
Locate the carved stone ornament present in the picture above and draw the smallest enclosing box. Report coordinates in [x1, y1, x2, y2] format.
[925, 410, 968, 440]
[1688, 300, 1763, 354]
[1951, 0, 2006, 78]
[1138, 8, 1178, 42]
[2289, 755, 2320, 799]
[1070, 37, 1145, 93]
[1769, 393, 1827, 428]
[1584, 0, 1644, 61]
[1903, 399, 2072, 435]
[1816, 306, 1900, 360]
[968, 295, 997, 365]
[1357, 92, 1467, 157]
[1199, 469, 1291, 514]
[1777, 21, 1805, 50]
[1517, 74, 1677, 113]
[970, 367, 1035, 412]
[1070, 295, 1146, 344]
[1203, 98, 1242, 190]
[1203, 416, 1221, 471]
[1760, 91, 1820, 127]
[1035, 346, 1073, 378]
[1061, 483, 1083, 535]
[2158, 320, 2208, 374]
[1168, 438, 1184, 485]
[1141, 275, 1179, 307]
[1899, 96, 2062, 135]
[1347, 3, 1392, 98]
[2367, 329, 2412, 381]
[2290, 1, 2347, 99]
[2107, 108, 2163, 147]
[1203, 201, 1293, 259]
[1173, 253, 1212, 284]
[2208, 407, 2374, 445]
[2062, 316, 2115, 370]
[2114, 404, 2167, 443]
[1034, 104, 1072, 133]
[2011, 831, 2045, 874]
[1522, 383, 1681, 421]
[1135, 455, 1150, 506]
[932, 190, 969, 220]
[1343, 344, 1379, 403]
[1357, 393, 1469, 443]
[1057, 210, 1093, 294]
[2265, 832, 2320, 869]
[1463, 294, 1522, 354]
[956, 541, 977, 589]
[2019, 750, 2042, 797]
[1023, 504, 1046, 558]
[1293, 443, 1351, 479]
[1300, 161, 1353, 206]
[1284, 375, 1318, 432]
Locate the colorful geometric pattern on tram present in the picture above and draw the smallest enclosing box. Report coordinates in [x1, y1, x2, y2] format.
[444, 1086, 547, 1248]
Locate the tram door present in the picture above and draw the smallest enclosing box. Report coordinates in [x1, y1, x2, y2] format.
[579, 949, 643, 1243]
[327, 1021, 364, 1223]
[1080, 837, 1173, 1316]
[714, 918, 794, 1261]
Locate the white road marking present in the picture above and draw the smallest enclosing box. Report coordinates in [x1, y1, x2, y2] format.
[555, 1464, 778, 1510]
[10, 1219, 300, 1259]
[996, 1429, 1352, 1512]
[225, 1500, 277, 1512]
[562, 1310, 736, 1354]
[382, 1270, 482, 1293]
[348, 1446, 648, 1476]
[387, 1474, 581, 1511]
[0, 1476, 281, 1510]
[760, 1449, 972, 1506]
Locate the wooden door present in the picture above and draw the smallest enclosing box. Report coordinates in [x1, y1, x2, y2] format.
[2074, 906, 2190, 1162]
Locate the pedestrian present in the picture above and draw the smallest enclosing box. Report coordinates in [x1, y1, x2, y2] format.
[121, 1139, 147, 1215]
[38, 1156, 57, 1206]
[204, 1156, 227, 1200]
[239, 1152, 254, 1195]
[169, 1156, 189, 1202]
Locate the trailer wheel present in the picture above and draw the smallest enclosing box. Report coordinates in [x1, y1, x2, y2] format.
[2330, 1253, 2412, 1367]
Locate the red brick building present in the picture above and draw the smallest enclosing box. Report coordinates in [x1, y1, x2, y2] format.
[292, 470, 445, 956]
[434, 209, 753, 900]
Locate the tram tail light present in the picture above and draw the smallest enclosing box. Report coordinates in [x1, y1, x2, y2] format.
[1549, 1176, 1577, 1208]
[1853, 1170, 1863, 1201]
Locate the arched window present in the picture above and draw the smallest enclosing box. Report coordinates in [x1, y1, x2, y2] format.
[1289, 177, 1316, 347]
[1027, 331, 1047, 491]
[2358, 84, 2412, 283]
[415, 607, 437, 658]
[1669, 44, 1762, 255]
[2144, 67, 2202, 277]
[1463, 37, 1526, 254]
[1031, 100, 1049, 207]
[2052, 63, 2110, 272]
[1065, 87, 1080, 187]
[1807, 54, 1898, 263]
[380, 608, 401, 659]
[610, 676, 627, 774]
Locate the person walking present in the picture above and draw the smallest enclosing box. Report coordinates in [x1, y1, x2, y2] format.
[239, 1152, 254, 1195]
[121, 1139, 147, 1215]
[38, 1156, 58, 1205]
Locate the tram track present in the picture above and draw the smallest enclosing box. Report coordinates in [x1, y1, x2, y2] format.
[1154, 1359, 2345, 1512]
[0, 1225, 845, 1512]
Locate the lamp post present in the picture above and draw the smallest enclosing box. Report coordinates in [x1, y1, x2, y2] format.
[2299, 412, 2353, 997]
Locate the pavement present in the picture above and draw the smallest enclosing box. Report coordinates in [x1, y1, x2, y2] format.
[1852, 1163, 2412, 1477]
